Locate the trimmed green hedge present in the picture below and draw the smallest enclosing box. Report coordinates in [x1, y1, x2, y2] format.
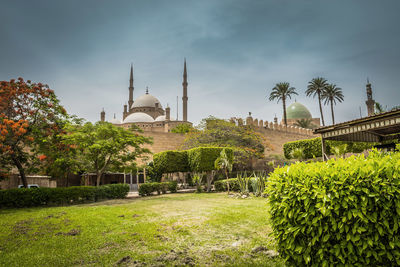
[266, 150, 400, 265]
[187, 147, 234, 172]
[283, 137, 374, 159]
[0, 184, 129, 208]
[153, 150, 189, 174]
[138, 181, 178, 196]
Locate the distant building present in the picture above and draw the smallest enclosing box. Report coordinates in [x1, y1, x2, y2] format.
[100, 60, 191, 132]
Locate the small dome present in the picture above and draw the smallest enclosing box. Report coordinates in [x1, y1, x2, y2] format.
[155, 115, 166, 122]
[286, 102, 312, 119]
[132, 94, 163, 109]
[123, 112, 154, 123]
[109, 118, 121, 124]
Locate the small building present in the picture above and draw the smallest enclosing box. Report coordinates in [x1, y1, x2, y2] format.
[0, 175, 56, 190]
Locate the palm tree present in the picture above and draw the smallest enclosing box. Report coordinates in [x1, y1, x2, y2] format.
[269, 82, 297, 126]
[306, 77, 328, 126]
[214, 149, 233, 195]
[322, 84, 344, 125]
[375, 102, 387, 114]
[294, 119, 316, 129]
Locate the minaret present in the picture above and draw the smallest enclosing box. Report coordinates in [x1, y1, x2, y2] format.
[128, 64, 134, 111]
[123, 103, 127, 119]
[100, 108, 105, 122]
[182, 58, 188, 121]
[365, 78, 375, 116]
[166, 104, 170, 121]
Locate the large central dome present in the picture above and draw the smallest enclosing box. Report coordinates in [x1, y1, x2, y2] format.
[286, 102, 312, 119]
[132, 94, 163, 109]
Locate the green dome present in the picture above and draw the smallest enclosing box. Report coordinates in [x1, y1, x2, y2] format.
[286, 102, 312, 119]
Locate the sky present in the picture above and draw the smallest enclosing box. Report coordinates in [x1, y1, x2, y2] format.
[1, 0, 399, 126]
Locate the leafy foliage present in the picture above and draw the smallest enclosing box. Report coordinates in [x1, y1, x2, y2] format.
[214, 178, 240, 192]
[322, 83, 344, 125]
[294, 119, 316, 129]
[170, 123, 195, 134]
[63, 122, 152, 186]
[306, 77, 328, 126]
[187, 147, 233, 172]
[0, 184, 129, 208]
[153, 150, 189, 174]
[266, 150, 400, 266]
[269, 82, 297, 126]
[283, 137, 375, 159]
[182, 117, 265, 166]
[214, 148, 234, 193]
[0, 78, 68, 186]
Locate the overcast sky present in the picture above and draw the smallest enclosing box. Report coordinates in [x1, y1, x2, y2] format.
[1, 0, 399, 126]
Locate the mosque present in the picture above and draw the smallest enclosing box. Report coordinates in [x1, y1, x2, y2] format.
[100, 60, 192, 132]
[284, 101, 321, 127]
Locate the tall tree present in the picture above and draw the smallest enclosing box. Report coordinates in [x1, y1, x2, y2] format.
[322, 84, 344, 125]
[183, 117, 267, 170]
[62, 122, 152, 186]
[0, 78, 68, 187]
[269, 82, 297, 126]
[306, 77, 328, 126]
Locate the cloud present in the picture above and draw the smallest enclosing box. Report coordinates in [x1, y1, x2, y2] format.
[0, 0, 399, 126]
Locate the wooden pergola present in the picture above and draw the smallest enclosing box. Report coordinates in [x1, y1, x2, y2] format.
[313, 109, 400, 160]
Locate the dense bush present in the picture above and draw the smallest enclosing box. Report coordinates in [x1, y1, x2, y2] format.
[138, 182, 178, 196]
[0, 184, 129, 208]
[266, 150, 400, 266]
[214, 178, 240, 192]
[153, 150, 189, 174]
[283, 137, 374, 159]
[187, 147, 233, 172]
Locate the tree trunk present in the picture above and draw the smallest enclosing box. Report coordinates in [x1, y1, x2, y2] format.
[283, 97, 287, 126]
[206, 171, 215, 192]
[330, 100, 335, 125]
[65, 172, 69, 187]
[96, 172, 102, 186]
[225, 168, 230, 195]
[318, 92, 325, 126]
[12, 156, 28, 188]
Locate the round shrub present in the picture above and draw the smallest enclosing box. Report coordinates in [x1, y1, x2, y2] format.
[153, 150, 189, 174]
[266, 150, 400, 266]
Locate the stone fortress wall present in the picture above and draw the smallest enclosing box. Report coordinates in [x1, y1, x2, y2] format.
[137, 117, 315, 164]
[229, 116, 315, 156]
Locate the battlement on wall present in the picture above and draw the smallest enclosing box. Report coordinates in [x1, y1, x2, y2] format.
[229, 116, 314, 136]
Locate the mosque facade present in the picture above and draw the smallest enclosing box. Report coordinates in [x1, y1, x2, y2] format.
[100, 60, 192, 132]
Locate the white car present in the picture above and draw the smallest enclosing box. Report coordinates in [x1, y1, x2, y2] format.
[18, 184, 40, 188]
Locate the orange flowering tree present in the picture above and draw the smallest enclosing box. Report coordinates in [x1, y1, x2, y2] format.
[0, 78, 68, 187]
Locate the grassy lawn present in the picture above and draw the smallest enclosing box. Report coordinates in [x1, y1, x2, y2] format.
[0, 193, 283, 266]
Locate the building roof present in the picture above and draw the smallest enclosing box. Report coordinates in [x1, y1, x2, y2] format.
[313, 108, 400, 142]
[131, 93, 163, 109]
[155, 115, 166, 122]
[123, 112, 155, 123]
[109, 117, 121, 124]
[286, 102, 312, 119]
